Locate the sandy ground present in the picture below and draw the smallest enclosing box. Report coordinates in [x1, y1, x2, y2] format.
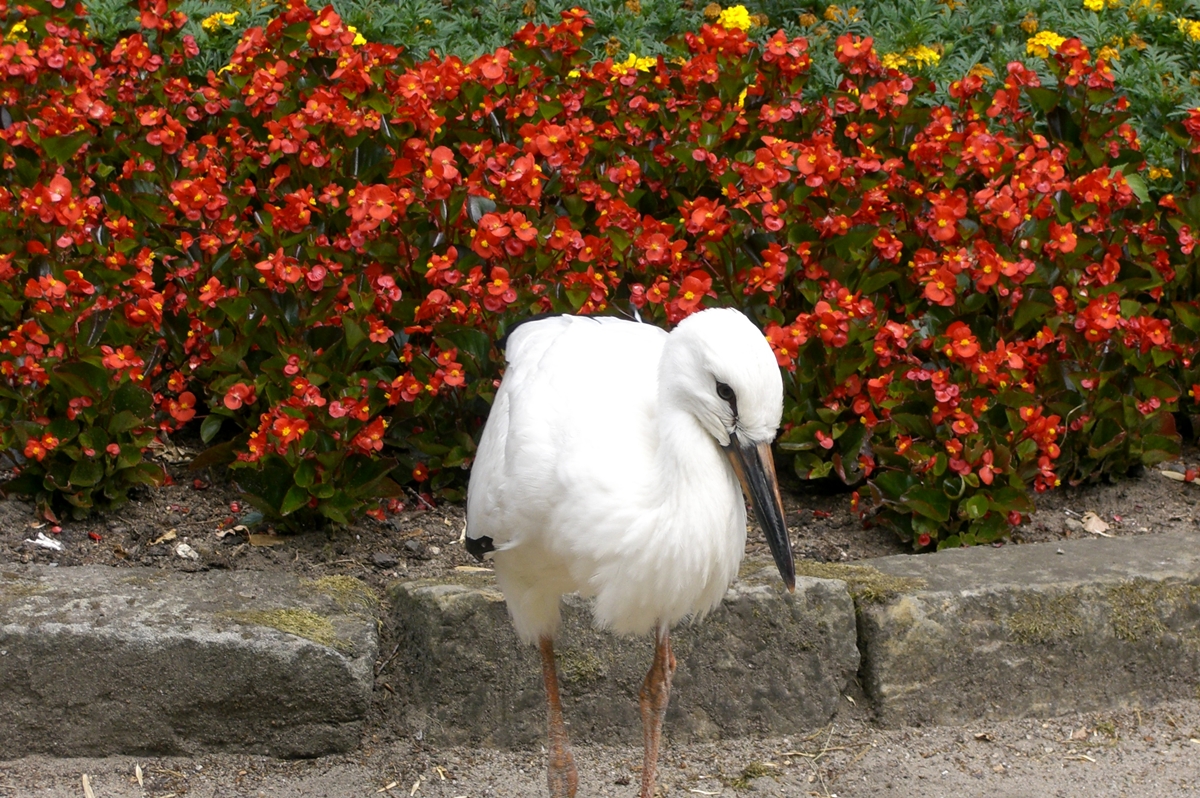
[3, 698, 1199, 797]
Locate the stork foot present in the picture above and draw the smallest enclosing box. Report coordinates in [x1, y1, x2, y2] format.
[540, 636, 578, 798]
[546, 748, 578, 798]
[639, 627, 675, 798]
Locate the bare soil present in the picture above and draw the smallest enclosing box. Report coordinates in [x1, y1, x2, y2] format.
[3, 438, 1199, 595]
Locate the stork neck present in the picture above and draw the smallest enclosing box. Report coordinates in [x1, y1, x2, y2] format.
[656, 402, 738, 519]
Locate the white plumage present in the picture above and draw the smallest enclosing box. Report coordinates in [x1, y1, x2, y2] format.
[466, 307, 795, 798]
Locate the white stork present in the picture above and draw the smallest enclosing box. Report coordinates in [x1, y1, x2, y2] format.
[466, 308, 795, 797]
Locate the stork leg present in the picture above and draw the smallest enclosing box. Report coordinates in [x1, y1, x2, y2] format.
[539, 636, 578, 798]
[639, 625, 676, 798]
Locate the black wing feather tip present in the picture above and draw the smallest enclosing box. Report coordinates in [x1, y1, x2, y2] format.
[465, 535, 495, 561]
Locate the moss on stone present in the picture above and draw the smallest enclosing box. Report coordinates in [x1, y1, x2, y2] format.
[304, 575, 377, 614]
[728, 761, 777, 789]
[557, 648, 607, 688]
[1106, 579, 1200, 643]
[1006, 592, 1084, 644]
[793, 561, 926, 604]
[0, 578, 46, 598]
[227, 608, 349, 652]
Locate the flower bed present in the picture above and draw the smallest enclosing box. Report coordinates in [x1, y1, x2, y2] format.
[2, 0, 1198, 548]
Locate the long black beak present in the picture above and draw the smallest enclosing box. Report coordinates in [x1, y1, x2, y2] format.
[724, 433, 795, 592]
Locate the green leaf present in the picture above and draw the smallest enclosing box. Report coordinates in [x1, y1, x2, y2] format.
[903, 486, 951, 522]
[964, 494, 989, 520]
[112, 382, 154, 416]
[1123, 172, 1150, 205]
[40, 132, 91, 164]
[343, 316, 366, 350]
[108, 411, 145, 435]
[294, 459, 316, 488]
[1013, 300, 1053, 333]
[69, 458, 104, 488]
[280, 484, 310, 516]
[200, 414, 224, 444]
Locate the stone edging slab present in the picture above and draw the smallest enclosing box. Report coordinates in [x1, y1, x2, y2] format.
[1, 530, 1197, 757]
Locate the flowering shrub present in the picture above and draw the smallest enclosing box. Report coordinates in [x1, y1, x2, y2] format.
[1, 0, 1197, 547]
[79, 0, 1200, 168]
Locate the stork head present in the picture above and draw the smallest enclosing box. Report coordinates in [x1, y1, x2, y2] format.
[661, 308, 796, 591]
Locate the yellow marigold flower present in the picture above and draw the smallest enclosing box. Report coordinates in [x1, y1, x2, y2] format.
[625, 0, 641, 14]
[1148, 166, 1173, 180]
[799, 11, 818, 25]
[1020, 12, 1038, 33]
[1179, 18, 1200, 41]
[717, 4, 752, 30]
[1026, 30, 1066, 57]
[1128, 32, 1147, 49]
[969, 63, 995, 79]
[1084, 0, 1104, 10]
[347, 25, 366, 45]
[616, 53, 656, 72]
[5, 20, 28, 40]
[201, 11, 240, 32]
[703, 2, 722, 20]
[1097, 44, 1120, 61]
[823, 4, 840, 20]
[908, 44, 942, 68]
[882, 45, 941, 71]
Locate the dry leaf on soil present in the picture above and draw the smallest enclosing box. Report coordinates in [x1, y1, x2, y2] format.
[1080, 512, 1112, 536]
[150, 529, 177, 546]
[248, 534, 287, 547]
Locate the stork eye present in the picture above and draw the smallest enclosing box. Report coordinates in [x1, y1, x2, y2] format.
[716, 381, 735, 402]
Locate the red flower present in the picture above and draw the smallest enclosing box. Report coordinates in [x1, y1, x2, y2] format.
[224, 383, 257, 411]
[675, 270, 712, 313]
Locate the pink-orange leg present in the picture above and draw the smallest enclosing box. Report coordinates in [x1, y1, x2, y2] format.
[639, 625, 677, 798]
[539, 637, 578, 798]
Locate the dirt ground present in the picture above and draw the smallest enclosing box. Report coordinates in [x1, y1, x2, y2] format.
[2, 697, 1199, 797]
[4, 438, 1199, 598]
[2, 441, 1200, 795]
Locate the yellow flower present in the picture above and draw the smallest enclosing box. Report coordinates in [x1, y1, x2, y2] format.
[703, 2, 722, 20]
[1084, 0, 1104, 10]
[881, 44, 941, 71]
[616, 52, 656, 72]
[1020, 12, 1038, 33]
[1179, 18, 1200, 41]
[1097, 44, 1120, 61]
[201, 11, 240, 32]
[798, 11, 818, 25]
[1026, 30, 1066, 57]
[1148, 166, 1173, 180]
[347, 24, 366, 45]
[5, 20, 28, 40]
[717, 4, 752, 30]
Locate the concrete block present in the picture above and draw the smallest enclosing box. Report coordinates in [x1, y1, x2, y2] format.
[857, 532, 1200, 726]
[389, 567, 859, 746]
[0, 566, 377, 758]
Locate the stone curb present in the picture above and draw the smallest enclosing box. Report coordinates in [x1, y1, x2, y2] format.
[858, 530, 1200, 727]
[2, 531, 1198, 758]
[388, 569, 860, 746]
[0, 566, 377, 759]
